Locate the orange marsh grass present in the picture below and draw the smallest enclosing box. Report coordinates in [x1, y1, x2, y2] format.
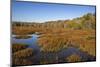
[37, 30, 96, 56]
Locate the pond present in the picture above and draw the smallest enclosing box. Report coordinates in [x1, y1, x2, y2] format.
[12, 34, 95, 65]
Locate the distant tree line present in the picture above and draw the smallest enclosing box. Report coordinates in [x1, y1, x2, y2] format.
[12, 13, 96, 30]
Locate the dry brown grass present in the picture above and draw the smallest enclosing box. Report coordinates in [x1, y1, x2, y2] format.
[14, 35, 32, 39]
[66, 54, 82, 62]
[13, 58, 33, 66]
[12, 44, 34, 66]
[12, 43, 28, 53]
[13, 48, 34, 58]
[37, 30, 96, 56]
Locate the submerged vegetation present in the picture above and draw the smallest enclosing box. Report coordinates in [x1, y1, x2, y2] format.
[12, 13, 96, 65]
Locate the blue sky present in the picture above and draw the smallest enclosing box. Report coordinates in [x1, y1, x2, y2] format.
[12, 1, 95, 23]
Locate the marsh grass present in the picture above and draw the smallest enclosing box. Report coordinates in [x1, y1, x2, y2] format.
[12, 13, 96, 65]
[12, 44, 34, 66]
[37, 30, 96, 56]
[13, 35, 32, 39]
[66, 54, 82, 62]
[13, 58, 33, 66]
[13, 48, 34, 58]
[12, 43, 28, 53]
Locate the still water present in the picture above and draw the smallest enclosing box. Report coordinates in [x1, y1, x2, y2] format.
[12, 34, 95, 64]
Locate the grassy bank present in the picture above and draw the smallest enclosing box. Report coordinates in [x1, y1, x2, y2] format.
[37, 30, 96, 56]
[12, 43, 34, 66]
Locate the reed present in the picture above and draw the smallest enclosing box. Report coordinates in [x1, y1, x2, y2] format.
[13, 48, 34, 58]
[12, 43, 28, 53]
[66, 54, 81, 62]
[37, 30, 96, 56]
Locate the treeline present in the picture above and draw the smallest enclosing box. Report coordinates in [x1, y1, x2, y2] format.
[12, 13, 96, 30]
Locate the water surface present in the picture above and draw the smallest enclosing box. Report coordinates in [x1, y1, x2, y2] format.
[12, 34, 95, 64]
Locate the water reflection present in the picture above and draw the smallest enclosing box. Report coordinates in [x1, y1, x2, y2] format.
[12, 34, 95, 64]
